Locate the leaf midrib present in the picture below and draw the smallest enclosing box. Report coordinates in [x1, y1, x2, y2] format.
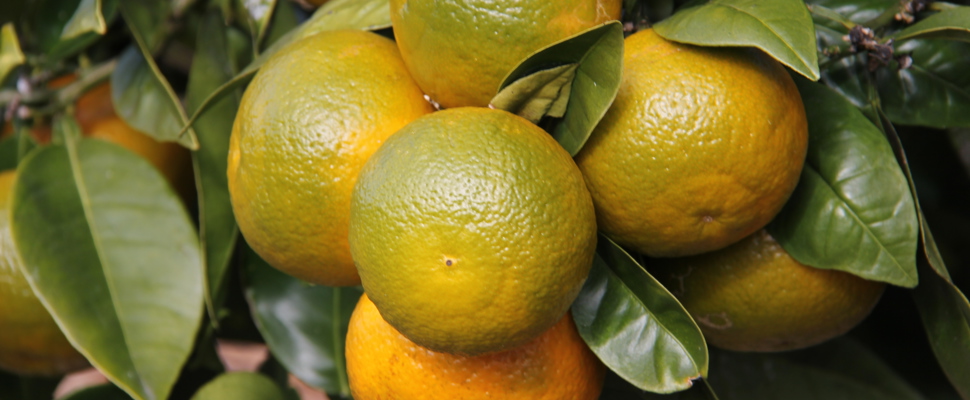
[712, 1, 815, 76]
[65, 139, 150, 400]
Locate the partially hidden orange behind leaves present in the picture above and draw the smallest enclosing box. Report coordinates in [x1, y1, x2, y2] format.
[390, 0, 623, 108]
[0, 171, 89, 376]
[650, 229, 885, 352]
[346, 293, 606, 400]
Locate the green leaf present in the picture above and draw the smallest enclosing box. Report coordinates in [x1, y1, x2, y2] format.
[876, 114, 970, 398]
[190, 372, 287, 400]
[654, 0, 820, 81]
[61, 0, 107, 40]
[704, 338, 926, 400]
[243, 246, 361, 397]
[912, 264, 970, 399]
[237, 0, 276, 50]
[117, 0, 168, 52]
[20, 0, 118, 65]
[186, 11, 241, 316]
[572, 236, 707, 394]
[261, 0, 299, 50]
[0, 23, 24, 84]
[0, 136, 19, 171]
[491, 64, 578, 122]
[493, 21, 623, 156]
[815, 25, 870, 110]
[9, 124, 204, 400]
[179, 0, 389, 145]
[876, 39, 970, 128]
[893, 7, 970, 42]
[804, 0, 895, 24]
[111, 45, 199, 149]
[768, 79, 918, 287]
[61, 384, 133, 400]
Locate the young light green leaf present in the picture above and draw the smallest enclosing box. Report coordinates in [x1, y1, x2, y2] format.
[179, 0, 389, 145]
[10, 123, 204, 400]
[111, 45, 199, 149]
[654, 0, 820, 80]
[190, 372, 287, 400]
[186, 11, 242, 317]
[704, 338, 926, 400]
[893, 7, 970, 42]
[768, 79, 919, 287]
[912, 264, 970, 399]
[572, 236, 707, 394]
[0, 23, 24, 84]
[61, 0, 107, 40]
[243, 246, 362, 397]
[493, 21, 623, 156]
[876, 39, 970, 128]
[491, 64, 578, 123]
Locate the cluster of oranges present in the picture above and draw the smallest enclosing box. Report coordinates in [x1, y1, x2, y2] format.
[0, 0, 888, 397]
[230, 0, 886, 398]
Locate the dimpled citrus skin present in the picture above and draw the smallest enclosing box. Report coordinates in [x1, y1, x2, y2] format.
[0, 171, 88, 376]
[349, 108, 597, 356]
[390, 0, 622, 108]
[346, 294, 606, 400]
[651, 229, 886, 352]
[575, 29, 808, 257]
[228, 30, 434, 286]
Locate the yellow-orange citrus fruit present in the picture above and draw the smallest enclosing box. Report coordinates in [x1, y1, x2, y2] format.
[228, 30, 434, 287]
[575, 29, 808, 257]
[349, 108, 597, 356]
[0, 171, 89, 376]
[651, 229, 885, 352]
[346, 294, 606, 400]
[390, 0, 622, 108]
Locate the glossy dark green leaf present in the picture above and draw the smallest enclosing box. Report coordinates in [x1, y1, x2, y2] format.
[117, 0, 168, 52]
[20, 0, 117, 65]
[179, 0, 389, 144]
[815, 24, 871, 110]
[9, 127, 204, 400]
[654, 0, 819, 80]
[768, 79, 918, 287]
[572, 236, 707, 393]
[912, 264, 970, 399]
[261, 0, 299, 50]
[0, 23, 24, 84]
[492, 22, 623, 156]
[876, 114, 970, 397]
[60, 0, 107, 39]
[236, 0, 276, 49]
[893, 7, 970, 42]
[876, 39, 970, 128]
[0, 136, 19, 171]
[186, 11, 241, 315]
[804, 0, 895, 24]
[243, 246, 361, 396]
[111, 45, 199, 149]
[61, 384, 133, 400]
[703, 338, 925, 400]
[190, 372, 287, 400]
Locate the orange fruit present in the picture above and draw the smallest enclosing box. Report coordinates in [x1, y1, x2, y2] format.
[390, 0, 622, 108]
[349, 107, 597, 355]
[575, 28, 808, 258]
[0, 171, 89, 376]
[228, 29, 434, 287]
[650, 229, 885, 352]
[346, 294, 606, 400]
